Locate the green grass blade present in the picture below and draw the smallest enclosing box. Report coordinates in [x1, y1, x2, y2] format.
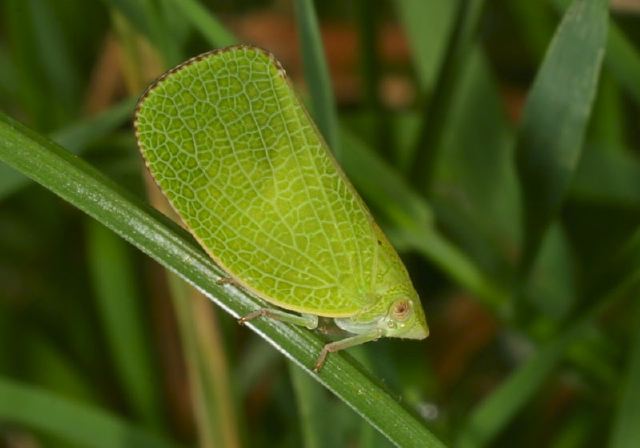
[0, 97, 136, 200]
[610, 312, 640, 448]
[394, 0, 457, 91]
[605, 24, 640, 106]
[28, 0, 81, 116]
[551, 0, 640, 106]
[0, 111, 444, 448]
[102, 0, 180, 65]
[409, 0, 487, 191]
[293, 0, 341, 159]
[167, 275, 241, 448]
[571, 144, 640, 209]
[171, 0, 237, 48]
[86, 220, 164, 429]
[458, 231, 640, 447]
[289, 363, 334, 448]
[516, 0, 608, 272]
[0, 376, 179, 448]
[457, 323, 588, 448]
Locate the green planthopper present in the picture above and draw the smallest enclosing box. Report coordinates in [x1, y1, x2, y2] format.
[134, 45, 428, 372]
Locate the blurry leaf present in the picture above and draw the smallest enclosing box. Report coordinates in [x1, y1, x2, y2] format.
[0, 112, 445, 448]
[236, 338, 279, 396]
[432, 48, 519, 281]
[523, 224, 576, 319]
[167, 275, 241, 448]
[28, 0, 81, 116]
[102, 0, 180, 65]
[23, 335, 98, 406]
[589, 73, 625, 150]
[550, 409, 596, 448]
[0, 44, 17, 105]
[294, 0, 341, 158]
[171, 0, 237, 48]
[507, 0, 555, 61]
[551, 0, 640, 106]
[0, 97, 135, 200]
[459, 227, 640, 447]
[0, 376, 179, 448]
[409, 0, 487, 191]
[457, 321, 589, 448]
[516, 0, 608, 272]
[289, 363, 337, 448]
[394, 0, 458, 91]
[100, 0, 150, 37]
[3, 0, 56, 128]
[157, 0, 191, 50]
[610, 310, 640, 448]
[570, 144, 640, 209]
[355, 0, 392, 162]
[86, 220, 164, 429]
[606, 24, 640, 106]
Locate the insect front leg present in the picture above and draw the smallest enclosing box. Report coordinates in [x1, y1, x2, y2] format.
[239, 308, 318, 330]
[314, 329, 383, 373]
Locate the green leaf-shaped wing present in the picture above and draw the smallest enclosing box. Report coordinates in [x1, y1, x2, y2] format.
[134, 46, 413, 317]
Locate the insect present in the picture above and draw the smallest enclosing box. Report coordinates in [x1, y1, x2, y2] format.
[134, 45, 428, 372]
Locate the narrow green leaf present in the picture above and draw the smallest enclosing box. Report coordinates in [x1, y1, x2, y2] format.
[605, 24, 640, 106]
[409, 0, 487, 191]
[101, 0, 180, 65]
[289, 363, 334, 448]
[457, 322, 588, 448]
[28, 0, 81, 115]
[458, 232, 640, 448]
[610, 311, 640, 448]
[0, 97, 136, 200]
[393, 0, 458, 91]
[571, 144, 640, 209]
[0, 376, 179, 448]
[552, 0, 640, 106]
[86, 220, 164, 429]
[3, 0, 55, 128]
[167, 275, 241, 448]
[171, 0, 237, 48]
[293, 0, 341, 158]
[0, 112, 444, 448]
[516, 0, 608, 271]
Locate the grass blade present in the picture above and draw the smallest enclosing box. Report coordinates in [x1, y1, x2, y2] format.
[289, 363, 333, 448]
[171, 0, 237, 48]
[0, 110, 444, 447]
[409, 0, 487, 191]
[457, 323, 588, 448]
[394, 0, 458, 92]
[167, 275, 241, 448]
[0, 97, 136, 200]
[86, 220, 164, 429]
[293, 0, 341, 158]
[458, 229, 640, 447]
[0, 376, 179, 448]
[516, 0, 608, 272]
[606, 24, 640, 106]
[610, 310, 640, 448]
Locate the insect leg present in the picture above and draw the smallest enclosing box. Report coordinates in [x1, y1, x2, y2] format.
[239, 308, 318, 330]
[216, 276, 240, 286]
[314, 329, 383, 373]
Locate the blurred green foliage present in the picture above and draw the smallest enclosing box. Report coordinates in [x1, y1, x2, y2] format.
[1, 0, 640, 447]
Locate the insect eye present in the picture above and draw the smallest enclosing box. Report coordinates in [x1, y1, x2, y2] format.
[391, 299, 412, 321]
